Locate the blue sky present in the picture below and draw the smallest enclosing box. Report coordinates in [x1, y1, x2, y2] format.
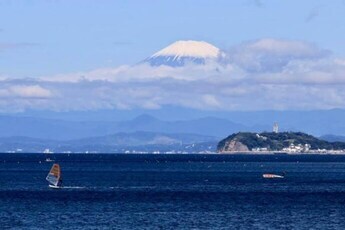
[1, 0, 345, 113]
[1, 0, 345, 77]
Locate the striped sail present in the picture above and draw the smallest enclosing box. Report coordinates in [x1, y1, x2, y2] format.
[46, 164, 61, 186]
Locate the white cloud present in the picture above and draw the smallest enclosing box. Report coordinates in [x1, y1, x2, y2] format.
[227, 38, 329, 73]
[44, 61, 236, 83]
[0, 84, 52, 98]
[0, 84, 53, 112]
[202, 94, 221, 108]
[1, 38, 345, 112]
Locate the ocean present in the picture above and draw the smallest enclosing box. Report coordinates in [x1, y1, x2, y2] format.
[2, 153, 345, 229]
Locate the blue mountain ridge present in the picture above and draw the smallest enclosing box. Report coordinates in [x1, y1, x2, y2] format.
[0, 114, 251, 140]
[2, 110, 345, 152]
[2, 109, 345, 140]
[0, 132, 218, 153]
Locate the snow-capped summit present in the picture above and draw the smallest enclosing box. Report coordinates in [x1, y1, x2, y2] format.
[145, 40, 223, 66]
[152, 40, 220, 59]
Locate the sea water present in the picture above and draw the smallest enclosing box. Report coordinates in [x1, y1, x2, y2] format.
[1, 153, 345, 229]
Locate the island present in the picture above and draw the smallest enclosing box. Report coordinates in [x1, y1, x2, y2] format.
[217, 132, 345, 154]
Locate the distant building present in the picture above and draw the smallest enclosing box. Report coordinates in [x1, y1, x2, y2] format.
[43, 148, 53, 154]
[282, 143, 311, 153]
[273, 122, 279, 133]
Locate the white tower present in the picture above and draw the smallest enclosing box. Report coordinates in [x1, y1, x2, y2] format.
[273, 122, 279, 133]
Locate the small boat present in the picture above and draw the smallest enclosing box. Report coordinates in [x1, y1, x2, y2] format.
[263, 173, 284, 179]
[45, 158, 54, 162]
[46, 163, 63, 189]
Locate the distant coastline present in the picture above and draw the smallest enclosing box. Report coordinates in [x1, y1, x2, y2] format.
[217, 132, 345, 154]
[219, 150, 345, 155]
[2, 151, 345, 155]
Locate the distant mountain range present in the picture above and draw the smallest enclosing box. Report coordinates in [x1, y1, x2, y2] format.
[319, 135, 345, 143]
[0, 113, 259, 153]
[0, 114, 259, 140]
[0, 132, 218, 153]
[2, 109, 345, 140]
[2, 109, 345, 153]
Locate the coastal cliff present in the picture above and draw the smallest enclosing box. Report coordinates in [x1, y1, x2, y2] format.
[217, 140, 249, 152]
[217, 132, 345, 153]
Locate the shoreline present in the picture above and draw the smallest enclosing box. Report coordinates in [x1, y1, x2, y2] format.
[219, 150, 345, 155]
[2, 151, 345, 155]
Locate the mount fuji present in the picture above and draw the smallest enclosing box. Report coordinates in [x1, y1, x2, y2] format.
[144, 40, 225, 67]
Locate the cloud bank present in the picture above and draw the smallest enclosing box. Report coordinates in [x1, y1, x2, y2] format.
[1, 38, 345, 112]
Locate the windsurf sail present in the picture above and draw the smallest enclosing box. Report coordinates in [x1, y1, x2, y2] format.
[46, 163, 62, 187]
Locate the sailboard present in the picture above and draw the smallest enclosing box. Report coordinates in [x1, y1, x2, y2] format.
[46, 163, 62, 189]
[262, 173, 284, 179]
